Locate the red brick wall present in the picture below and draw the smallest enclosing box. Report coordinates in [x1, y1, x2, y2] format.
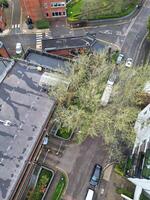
[40, 0, 66, 18]
[21, 0, 43, 21]
[0, 8, 6, 30]
[21, 0, 66, 21]
[21, 0, 66, 20]
[0, 42, 10, 58]
[46, 48, 86, 58]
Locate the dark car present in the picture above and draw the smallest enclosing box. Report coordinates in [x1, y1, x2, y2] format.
[90, 164, 102, 187]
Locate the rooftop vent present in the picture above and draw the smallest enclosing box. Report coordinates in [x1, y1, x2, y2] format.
[0, 120, 12, 126]
[37, 66, 43, 72]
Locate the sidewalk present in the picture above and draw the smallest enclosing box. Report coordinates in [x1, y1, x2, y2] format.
[21, 22, 49, 34]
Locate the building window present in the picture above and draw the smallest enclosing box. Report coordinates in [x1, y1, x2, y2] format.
[46, 13, 49, 17]
[52, 12, 64, 17]
[51, 2, 65, 7]
[43, 3, 48, 8]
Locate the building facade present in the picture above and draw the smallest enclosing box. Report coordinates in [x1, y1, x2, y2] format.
[127, 103, 150, 200]
[21, 0, 66, 21]
[0, 7, 6, 31]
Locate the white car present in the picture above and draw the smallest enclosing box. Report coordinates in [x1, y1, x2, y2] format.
[16, 43, 22, 55]
[116, 53, 124, 65]
[125, 58, 133, 68]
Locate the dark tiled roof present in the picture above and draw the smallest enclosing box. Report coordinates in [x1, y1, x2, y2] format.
[42, 35, 96, 50]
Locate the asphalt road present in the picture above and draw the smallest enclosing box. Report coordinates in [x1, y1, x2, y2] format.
[10, 0, 21, 34]
[0, 34, 36, 55]
[121, 0, 150, 63]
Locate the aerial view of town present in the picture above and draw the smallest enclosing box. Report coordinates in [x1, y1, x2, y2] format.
[0, 0, 150, 200]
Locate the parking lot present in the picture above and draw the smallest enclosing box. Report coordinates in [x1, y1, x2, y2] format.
[38, 133, 109, 200]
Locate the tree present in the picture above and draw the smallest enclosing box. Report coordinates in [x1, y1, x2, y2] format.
[0, 0, 8, 8]
[147, 16, 150, 40]
[50, 53, 150, 161]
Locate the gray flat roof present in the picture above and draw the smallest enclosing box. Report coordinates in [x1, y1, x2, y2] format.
[0, 61, 55, 200]
[24, 49, 70, 74]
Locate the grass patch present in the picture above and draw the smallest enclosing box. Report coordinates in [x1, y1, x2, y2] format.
[67, 0, 139, 21]
[35, 19, 49, 29]
[56, 127, 72, 140]
[142, 149, 150, 179]
[114, 162, 125, 176]
[28, 168, 53, 200]
[116, 187, 134, 199]
[51, 174, 67, 200]
[140, 192, 150, 200]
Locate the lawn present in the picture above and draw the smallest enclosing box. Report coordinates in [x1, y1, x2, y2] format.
[67, 0, 139, 21]
[27, 168, 53, 200]
[51, 174, 67, 200]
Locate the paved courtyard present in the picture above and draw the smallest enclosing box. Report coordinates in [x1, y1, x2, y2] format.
[39, 134, 108, 200]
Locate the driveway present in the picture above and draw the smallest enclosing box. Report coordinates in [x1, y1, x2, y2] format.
[39, 135, 108, 200]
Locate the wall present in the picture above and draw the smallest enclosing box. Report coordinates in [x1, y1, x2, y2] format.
[20, 0, 43, 21]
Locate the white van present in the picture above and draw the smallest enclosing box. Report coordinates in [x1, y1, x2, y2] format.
[85, 188, 94, 200]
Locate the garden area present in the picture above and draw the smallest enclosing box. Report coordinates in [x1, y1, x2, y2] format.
[56, 127, 72, 140]
[67, 0, 139, 21]
[51, 174, 67, 200]
[26, 167, 54, 200]
[51, 121, 73, 140]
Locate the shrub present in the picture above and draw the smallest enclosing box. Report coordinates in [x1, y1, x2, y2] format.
[35, 19, 49, 29]
[0, 0, 8, 7]
[116, 187, 134, 198]
[114, 162, 125, 176]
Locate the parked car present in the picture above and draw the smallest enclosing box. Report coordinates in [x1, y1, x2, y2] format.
[90, 164, 102, 187]
[116, 53, 124, 65]
[125, 58, 133, 68]
[16, 43, 22, 55]
[85, 188, 95, 200]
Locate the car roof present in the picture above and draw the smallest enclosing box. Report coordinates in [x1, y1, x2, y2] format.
[16, 43, 21, 47]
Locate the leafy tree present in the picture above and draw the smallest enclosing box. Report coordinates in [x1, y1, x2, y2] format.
[0, 0, 8, 8]
[147, 16, 150, 40]
[50, 53, 150, 161]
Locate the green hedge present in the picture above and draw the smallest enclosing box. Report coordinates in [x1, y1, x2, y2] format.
[35, 19, 49, 29]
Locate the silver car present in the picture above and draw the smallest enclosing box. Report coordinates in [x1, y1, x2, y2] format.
[116, 53, 124, 65]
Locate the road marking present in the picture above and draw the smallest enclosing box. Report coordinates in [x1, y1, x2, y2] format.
[45, 31, 53, 39]
[11, 24, 20, 29]
[36, 32, 43, 50]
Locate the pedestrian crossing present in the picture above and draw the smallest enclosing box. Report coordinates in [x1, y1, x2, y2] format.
[36, 31, 43, 50]
[45, 30, 53, 39]
[11, 24, 20, 29]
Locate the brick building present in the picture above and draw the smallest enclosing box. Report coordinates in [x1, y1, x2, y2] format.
[21, 0, 66, 21]
[0, 7, 6, 31]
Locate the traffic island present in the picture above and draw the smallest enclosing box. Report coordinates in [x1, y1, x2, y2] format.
[51, 174, 67, 200]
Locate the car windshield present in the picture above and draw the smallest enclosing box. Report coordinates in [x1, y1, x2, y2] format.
[92, 176, 97, 181]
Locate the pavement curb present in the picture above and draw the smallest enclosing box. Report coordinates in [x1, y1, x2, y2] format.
[134, 32, 148, 65]
[56, 166, 69, 196]
[96, 38, 121, 50]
